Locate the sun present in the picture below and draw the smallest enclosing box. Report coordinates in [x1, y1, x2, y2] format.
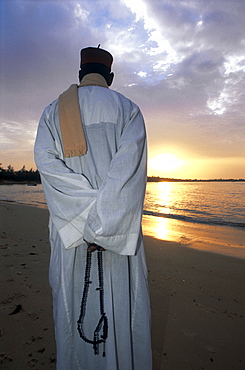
[149, 153, 184, 173]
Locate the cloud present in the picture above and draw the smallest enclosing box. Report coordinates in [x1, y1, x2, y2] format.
[0, 0, 244, 176]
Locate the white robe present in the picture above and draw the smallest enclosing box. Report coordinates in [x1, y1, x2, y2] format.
[34, 85, 152, 370]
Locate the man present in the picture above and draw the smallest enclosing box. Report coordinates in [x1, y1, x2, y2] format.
[34, 46, 152, 370]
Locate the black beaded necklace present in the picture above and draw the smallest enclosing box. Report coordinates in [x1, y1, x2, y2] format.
[77, 248, 108, 357]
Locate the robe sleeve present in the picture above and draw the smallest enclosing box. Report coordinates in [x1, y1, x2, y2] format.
[83, 104, 147, 256]
[34, 109, 97, 249]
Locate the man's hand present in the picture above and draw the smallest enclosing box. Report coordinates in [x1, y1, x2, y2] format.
[84, 240, 105, 253]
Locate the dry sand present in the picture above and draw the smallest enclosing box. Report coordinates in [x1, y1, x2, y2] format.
[0, 201, 245, 369]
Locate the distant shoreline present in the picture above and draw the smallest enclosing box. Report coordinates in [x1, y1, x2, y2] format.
[1, 178, 245, 185]
[0, 181, 41, 185]
[147, 177, 245, 182]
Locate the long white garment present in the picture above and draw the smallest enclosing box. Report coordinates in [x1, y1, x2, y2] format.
[34, 85, 152, 370]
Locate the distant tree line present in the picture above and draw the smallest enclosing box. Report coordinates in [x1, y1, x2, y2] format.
[147, 176, 245, 182]
[0, 164, 41, 183]
[1, 164, 244, 184]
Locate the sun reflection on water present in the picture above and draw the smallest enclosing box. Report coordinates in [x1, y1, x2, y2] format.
[143, 182, 176, 241]
[142, 215, 174, 241]
[156, 182, 172, 214]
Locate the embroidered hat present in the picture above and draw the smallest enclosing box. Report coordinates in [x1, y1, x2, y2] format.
[80, 46, 113, 70]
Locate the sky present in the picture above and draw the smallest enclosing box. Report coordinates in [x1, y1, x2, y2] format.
[0, 0, 245, 179]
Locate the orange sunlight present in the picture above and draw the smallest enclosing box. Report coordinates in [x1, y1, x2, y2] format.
[148, 153, 245, 180]
[148, 153, 184, 177]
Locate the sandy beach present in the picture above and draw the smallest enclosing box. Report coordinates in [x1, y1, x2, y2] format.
[0, 201, 245, 369]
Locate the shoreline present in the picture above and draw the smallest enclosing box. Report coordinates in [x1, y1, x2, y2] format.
[142, 214, 245, 259]
[1, 199, 245, 259]
[1, 201, 245, 369]
[1, 179, 245, 185]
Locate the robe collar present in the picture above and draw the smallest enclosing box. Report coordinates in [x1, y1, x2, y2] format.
[79, 73, 109, 88]
[59, 74, 108, 158]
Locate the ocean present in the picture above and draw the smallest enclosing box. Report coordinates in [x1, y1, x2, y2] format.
[1, 181, 244, 230]
[144, 181, 245, 229]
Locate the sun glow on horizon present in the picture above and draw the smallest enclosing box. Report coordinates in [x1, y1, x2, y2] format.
[148, 153, 184, 175]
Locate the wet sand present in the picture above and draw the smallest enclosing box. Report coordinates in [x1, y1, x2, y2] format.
[0, 201, 245, 369]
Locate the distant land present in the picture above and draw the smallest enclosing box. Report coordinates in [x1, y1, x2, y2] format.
[147, 176, 245, 182]
[0, 164, 244, 184]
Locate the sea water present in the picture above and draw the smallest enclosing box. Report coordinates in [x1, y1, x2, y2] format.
[1, 181, 245, 229]
[0, 184, 47, 209]
[144, 181, 245, 228]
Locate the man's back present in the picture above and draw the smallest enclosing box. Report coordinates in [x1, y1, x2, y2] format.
[34, 46, 152, 369]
